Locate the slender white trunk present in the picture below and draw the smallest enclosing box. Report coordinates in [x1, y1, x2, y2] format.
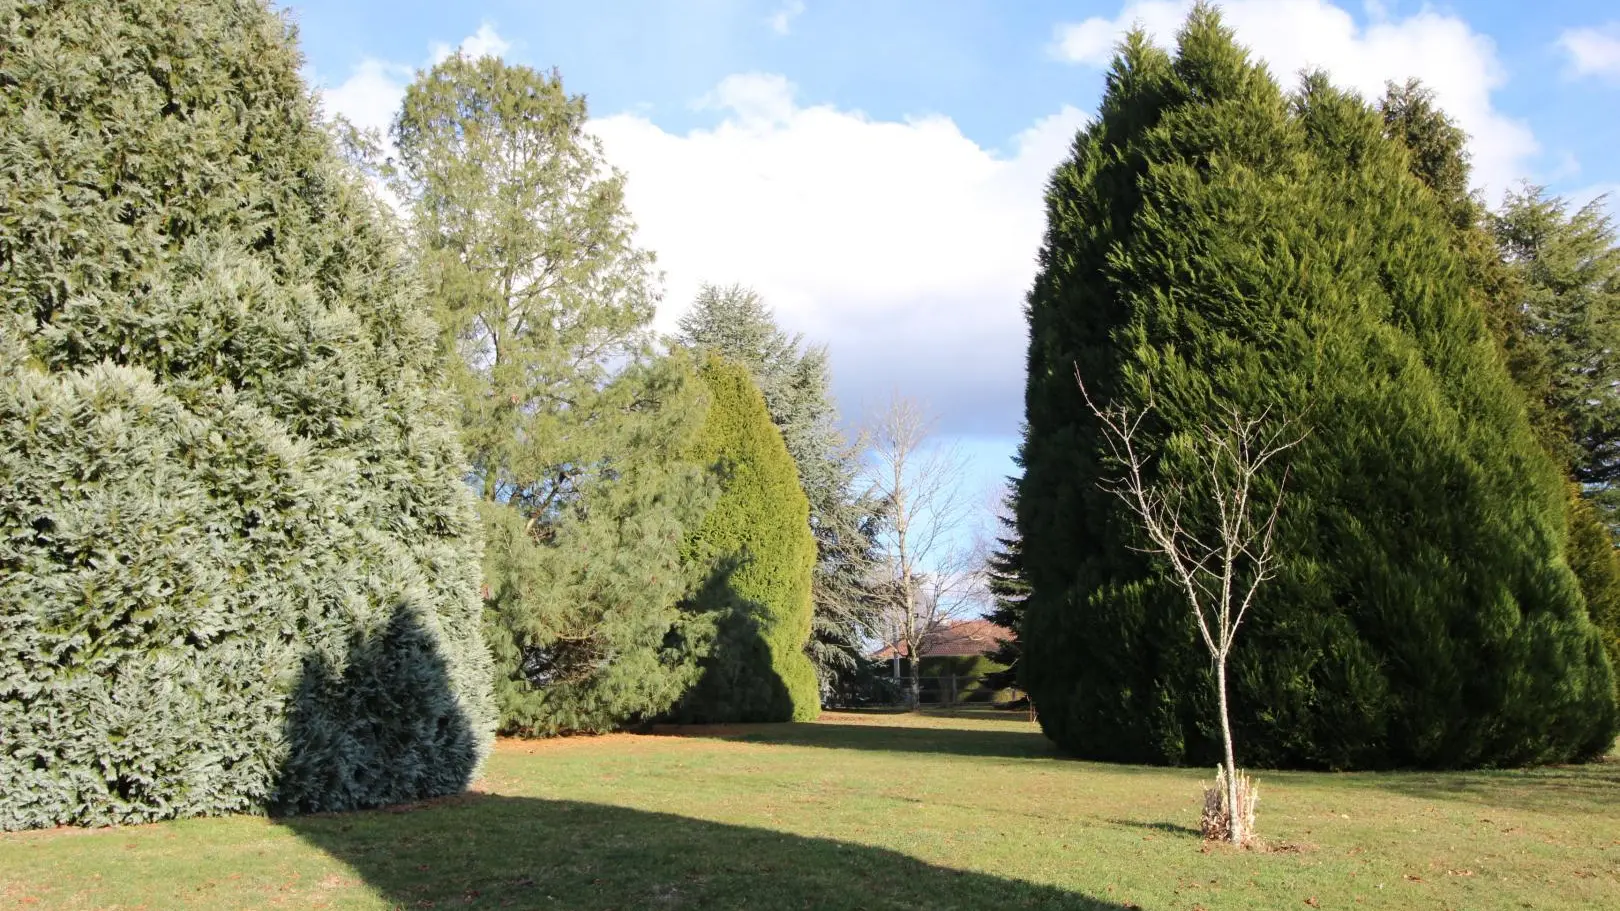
[1216, 658, 1241, 845]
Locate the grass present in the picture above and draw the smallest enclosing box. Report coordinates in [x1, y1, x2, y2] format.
[2, 711, 1617, 910]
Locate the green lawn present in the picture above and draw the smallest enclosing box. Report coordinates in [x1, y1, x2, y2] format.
[3, 711, 1617, 910]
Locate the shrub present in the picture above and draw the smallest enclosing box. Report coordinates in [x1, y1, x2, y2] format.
[0, 0, 493, 829]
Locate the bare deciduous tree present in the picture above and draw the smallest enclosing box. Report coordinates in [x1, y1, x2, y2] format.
[1076, 368, 1303, 846]
[862, 394, 985, 707]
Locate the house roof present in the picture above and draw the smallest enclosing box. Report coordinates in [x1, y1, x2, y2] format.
[872, 619, 1012, 660]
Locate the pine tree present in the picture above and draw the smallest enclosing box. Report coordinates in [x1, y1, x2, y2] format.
[982, 479, 1029, 690]
[391, 56, 714, 735]
[1017, 6, 1617, 770]
[1494, 188, 1620, 521]
[1, 0, 494, 830]
[673, 357, 820, 722]
[677, 285, 878, 695]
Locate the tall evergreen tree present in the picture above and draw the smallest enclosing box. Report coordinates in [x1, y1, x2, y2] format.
[391, 56, 715, 735]
[982, 479, 1029, 688]
[1017, 7, 1617, 770]
[1495, 188, 1620, 519]
[677, 284, 878, 694]
[1380, 85, 1620, 695]
[673, 357, 820, 722]
[1, 0, 493, 830]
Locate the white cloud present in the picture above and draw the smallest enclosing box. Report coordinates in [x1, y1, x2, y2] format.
[430, 23, 512, 65]
[319, 23, 511, 135]
[589, 74, 1087, 434]
[1049, 0, 1537, 203]
[767, 0, 806, 37]
[321, 58, 412, 133]
[1560, 25, 1620, 80]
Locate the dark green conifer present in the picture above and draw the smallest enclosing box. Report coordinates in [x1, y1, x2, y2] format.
[1017, 6, 1617, 769]
[1381, 84, 1620, 699]
[982, 480, 1029, 689]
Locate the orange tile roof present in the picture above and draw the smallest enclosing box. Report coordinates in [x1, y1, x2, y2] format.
[871, 619, 1012, 660]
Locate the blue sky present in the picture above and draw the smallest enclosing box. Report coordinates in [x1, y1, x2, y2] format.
[290, 0, 1620, 525]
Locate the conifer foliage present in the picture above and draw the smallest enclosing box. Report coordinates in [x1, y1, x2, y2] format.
[1017, 7, 1618, 770]
[673, 358, 820, 722]
[389, 56, 716, 736]
[0, 0, 495, 829]
[677, 285, 878, 694]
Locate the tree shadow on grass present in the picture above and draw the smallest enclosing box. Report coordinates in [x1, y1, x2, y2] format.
[281, 794, 1129, 910]
[1108, 818, 1201, 838]
[1328, 756, 1620, 816]
[654, 719, 1060, 761]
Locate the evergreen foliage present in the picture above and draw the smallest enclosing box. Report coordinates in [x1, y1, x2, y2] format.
[390, 56, 716, 735]
[1494, 188, 1620, 522]
[0, 0, 494, 829]
[982, 480, 1029, 689]
[677, 284, 879, 694]
[1016, 7, 1618, 770]
[1379, 85, 1620, 695]
[673, 358, 820, 722]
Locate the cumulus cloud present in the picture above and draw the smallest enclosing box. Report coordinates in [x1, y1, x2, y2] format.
[589, 74, 1087, 434]
[318, 23, 510, 134]
[321, 58, 412, 133]
[431, 23, 512, 65]
[1560, 25, 1620, 81]
[1049, 0, 1537, 203]
[767, 0, 806, 37]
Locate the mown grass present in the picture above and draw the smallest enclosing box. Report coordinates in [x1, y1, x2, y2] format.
[3, 710, 1616, 910]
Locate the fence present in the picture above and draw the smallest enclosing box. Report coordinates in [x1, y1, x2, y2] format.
[826, 673, 1029, 711]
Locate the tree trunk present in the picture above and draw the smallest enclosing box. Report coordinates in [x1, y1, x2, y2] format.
[1216, 658, 1241, 845]
[908, 656, 921, 710]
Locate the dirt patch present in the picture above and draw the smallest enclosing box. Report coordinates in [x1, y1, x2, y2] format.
[494, 733, 654, 753]
[493, 730, 761, 754]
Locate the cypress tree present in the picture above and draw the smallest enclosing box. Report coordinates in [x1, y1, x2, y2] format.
[389, 57, 716, 735]
[1017, 6, 1617, 770]
[673, 357, 819, 722]
[1380, 85, 1620, 697]
[676, 284, 878, 695]
[0, 0, 494, 829]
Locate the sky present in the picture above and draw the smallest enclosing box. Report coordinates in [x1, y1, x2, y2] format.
[290, 0, 1620, 521]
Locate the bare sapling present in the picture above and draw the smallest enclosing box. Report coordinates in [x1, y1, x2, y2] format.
[863, 394, 982, 709]
[1075, 367, 1303, 846]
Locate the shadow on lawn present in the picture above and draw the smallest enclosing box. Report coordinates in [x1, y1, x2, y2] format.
[1337, 756, 1620, 816]
[657, 719, 1060, 760]
[281, 794, 1129, 910]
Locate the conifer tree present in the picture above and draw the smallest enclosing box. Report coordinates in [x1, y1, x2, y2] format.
[673, 357, 820, 722]
[1, 0, 494, 829]
[1017, 6, 1617, 770]
[391, 56, 714, 735]
[1495, 188, 1620, 521]
[1380, 85, 1620, 695]
[982, 481, 1029, 688]
[677, 285, 878, 693]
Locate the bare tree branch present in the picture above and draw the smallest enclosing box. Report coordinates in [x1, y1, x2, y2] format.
[1075, 365, 1304, 845]
[861, 392, 988, 706]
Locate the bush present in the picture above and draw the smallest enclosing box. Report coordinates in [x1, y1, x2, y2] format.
[0, 0, 493, 829]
